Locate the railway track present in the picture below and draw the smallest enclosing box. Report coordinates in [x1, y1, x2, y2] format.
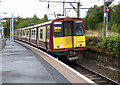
[70, 63, 119, 85]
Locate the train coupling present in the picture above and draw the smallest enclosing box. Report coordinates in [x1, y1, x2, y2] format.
[68, 56, 78, 62]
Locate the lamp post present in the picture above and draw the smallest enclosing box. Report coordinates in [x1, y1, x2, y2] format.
[0, 12, 7, 39]
[10, 13, 14, 46]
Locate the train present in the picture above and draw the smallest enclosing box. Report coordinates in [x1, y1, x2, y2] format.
[14, 18, 86, 62]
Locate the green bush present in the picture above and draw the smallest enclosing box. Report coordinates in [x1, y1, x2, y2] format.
[97, 35, 120, 58]
[86, 36, 102, 46]
[97, 22, 103, 30]
[111, 24, 117, 31]
[115, 24, 120, 33]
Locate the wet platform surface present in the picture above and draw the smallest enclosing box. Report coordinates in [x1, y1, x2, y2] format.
[1, 40, 70, 83]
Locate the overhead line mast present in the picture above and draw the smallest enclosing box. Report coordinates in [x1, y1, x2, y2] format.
[39, 0, 80, 3]
[39, 0, 81, 18]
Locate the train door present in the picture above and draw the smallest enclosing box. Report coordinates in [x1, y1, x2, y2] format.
[46, 25, 50, 50]
[45, 26, 47, 49]
[36, 28, 39, 46]
[63, 21, 73, 48]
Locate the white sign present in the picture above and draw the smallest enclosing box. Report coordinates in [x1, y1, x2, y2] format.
[54, 22, 62, 25]
[104, 13, 106, 17]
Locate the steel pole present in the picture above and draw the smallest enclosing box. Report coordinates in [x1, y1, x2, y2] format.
[0, 13, 2, 39]
[10, 19, 12, 40]
[1, 26, 4, 39]
[12, 14, 14, 46]
[63, 1, 65, 16]
[103, 0, 106, 37]
[106, 6, 108, 37]
[77, 2, 80, 18]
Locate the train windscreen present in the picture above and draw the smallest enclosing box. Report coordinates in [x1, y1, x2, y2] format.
[53, 20, 85, 37]
[53, 21, 63, 37]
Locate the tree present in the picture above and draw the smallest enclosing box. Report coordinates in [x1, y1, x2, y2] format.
[41, 15, 48, 22]
[3, 14, 49, 37]
[86, 5, 103, 30]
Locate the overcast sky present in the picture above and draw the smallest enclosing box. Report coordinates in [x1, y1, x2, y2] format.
[0, 0, 119, 20]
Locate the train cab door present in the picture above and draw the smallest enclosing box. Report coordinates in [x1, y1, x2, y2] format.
[63, 21, 74, 48]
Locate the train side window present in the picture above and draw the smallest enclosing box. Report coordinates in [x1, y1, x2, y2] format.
[31, 30, 34, 38]
[17, 31, 19, 36]
[22, 31, 25, 36]
[40, 29, 43, 39]
[34, 30, 36, 38]
[27, 31, 29, 37]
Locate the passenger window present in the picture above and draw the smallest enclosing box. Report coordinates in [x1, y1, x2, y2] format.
[31, 30, 34, 38]
[34, 30, 36, 38]
[27, 31, 29, 37]
[40, 29, 43, 39]
[22, 31, 25, 36]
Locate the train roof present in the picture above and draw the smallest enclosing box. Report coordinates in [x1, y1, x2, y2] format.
[17, 20, 52, 31]
[16, 17, 84, 31]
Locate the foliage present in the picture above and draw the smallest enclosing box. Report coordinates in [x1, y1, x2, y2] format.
[86, 36, 102, 46]
[97, 22, 103, 30]
[86, 35, 120, 58]
[111, 24, 117, 32]
[85, 5, 103, 30]
[97, 35, 120, 58]
[85, 4, 120, 33]
[109, 5, 120, 33]
[15, 14, 49, 30]
[4, 14, 49, 37]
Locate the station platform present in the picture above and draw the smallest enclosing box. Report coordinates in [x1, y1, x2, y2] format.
[1, 40, 95, 84]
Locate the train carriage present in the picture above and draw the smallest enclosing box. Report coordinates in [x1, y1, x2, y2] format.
[15, 18, 86, 61]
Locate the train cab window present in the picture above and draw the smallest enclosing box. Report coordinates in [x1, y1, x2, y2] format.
[40, 29, 43, 39]
[53, 22, 63, 37]
[74, 21, 84, 36]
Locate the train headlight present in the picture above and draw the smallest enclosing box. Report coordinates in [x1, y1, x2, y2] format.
[83, 44, 85, 46]
[77, 44, 79, 47]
